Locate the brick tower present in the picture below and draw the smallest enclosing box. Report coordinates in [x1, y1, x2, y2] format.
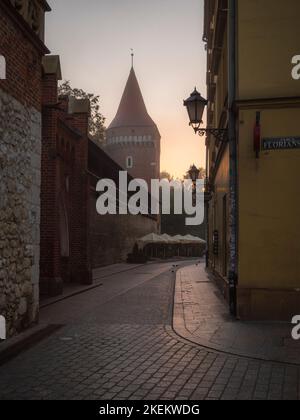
[105, 64, 161, 186]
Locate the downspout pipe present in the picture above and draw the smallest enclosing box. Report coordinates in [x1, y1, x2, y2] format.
[205, 143, 209, 268]
[228, 0, 238, 316]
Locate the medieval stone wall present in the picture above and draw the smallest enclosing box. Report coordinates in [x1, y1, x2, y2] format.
[89, 193, 158, 267]
[0, 1, 47, 335]
[0, 88, 41, 335]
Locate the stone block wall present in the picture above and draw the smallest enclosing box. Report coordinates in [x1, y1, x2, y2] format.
[0, 0, 49, 335]
[0, 89, 41, 335]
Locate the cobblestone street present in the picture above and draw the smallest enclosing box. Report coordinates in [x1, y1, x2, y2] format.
[0, 262, 299, 400]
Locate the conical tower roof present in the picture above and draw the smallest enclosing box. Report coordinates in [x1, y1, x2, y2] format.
[108, 67, 157, 129]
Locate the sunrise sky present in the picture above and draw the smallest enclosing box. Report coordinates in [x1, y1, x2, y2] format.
[46, 0, 207, 178]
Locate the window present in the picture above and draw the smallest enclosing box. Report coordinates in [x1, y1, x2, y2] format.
[126, 156, 133, 169]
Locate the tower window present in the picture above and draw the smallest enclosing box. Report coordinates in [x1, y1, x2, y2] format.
[126, 156, 133, 169]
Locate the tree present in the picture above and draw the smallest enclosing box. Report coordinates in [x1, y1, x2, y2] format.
[58, 80, 106, 146]
[160, 171, 174, 181]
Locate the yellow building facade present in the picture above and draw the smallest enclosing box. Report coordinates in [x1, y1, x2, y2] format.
[204, 0, 300, 320]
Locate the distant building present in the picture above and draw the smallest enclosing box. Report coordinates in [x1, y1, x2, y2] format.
[203, 0, 300, 320]
[105, 65, 161, 186]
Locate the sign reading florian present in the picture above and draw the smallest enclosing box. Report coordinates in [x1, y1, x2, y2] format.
[96, 172, 204, 226]
[263, 137, 300, 151]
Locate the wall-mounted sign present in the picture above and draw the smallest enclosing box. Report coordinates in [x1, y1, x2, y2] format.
[262, 137, 300, 151]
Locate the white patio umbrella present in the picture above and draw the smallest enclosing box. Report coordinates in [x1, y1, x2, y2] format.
[137, 233, 168, 249]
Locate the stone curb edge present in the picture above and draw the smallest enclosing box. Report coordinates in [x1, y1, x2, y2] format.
[0, 324, 63, 367]
[172, 267, 300, 367]
[40, 259, 199, 309]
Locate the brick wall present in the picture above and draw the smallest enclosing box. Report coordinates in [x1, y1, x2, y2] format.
[0, 2, 48, 110]
[40, 66, 93, 295]
[40, 93, 158, 294]
[66, 105, 92, 285]
[0, 1, 48, 335]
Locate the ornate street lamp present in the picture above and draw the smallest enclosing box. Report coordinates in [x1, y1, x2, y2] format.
[184, 88, 228, 143]
[188, 164, 200, 183]
[188, 164, 199, 207]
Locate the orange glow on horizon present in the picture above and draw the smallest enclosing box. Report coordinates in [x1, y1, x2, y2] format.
[46, 0, 206, 179]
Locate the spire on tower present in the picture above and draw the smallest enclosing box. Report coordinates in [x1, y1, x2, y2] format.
[131, 48, 134, 68]
[107, 66, 157, 129]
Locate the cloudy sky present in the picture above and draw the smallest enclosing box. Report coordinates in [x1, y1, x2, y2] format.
[46, 0, 206, 178]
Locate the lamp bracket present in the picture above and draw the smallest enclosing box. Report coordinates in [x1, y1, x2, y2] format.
[192, 126, 228, 143]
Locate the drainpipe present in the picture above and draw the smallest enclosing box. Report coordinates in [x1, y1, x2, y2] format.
[205, 144, 209, 268]
[228, 0, 238, 316]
